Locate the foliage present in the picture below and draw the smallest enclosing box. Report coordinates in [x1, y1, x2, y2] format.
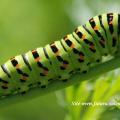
[63, 70, 120, 120]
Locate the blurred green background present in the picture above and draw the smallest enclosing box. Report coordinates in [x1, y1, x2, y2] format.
[1, 0, 120, 120]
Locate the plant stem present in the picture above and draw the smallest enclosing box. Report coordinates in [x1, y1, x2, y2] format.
[1, 56, 120, 108]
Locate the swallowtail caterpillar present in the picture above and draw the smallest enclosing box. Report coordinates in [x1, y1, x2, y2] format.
[0, 13, 120, 98]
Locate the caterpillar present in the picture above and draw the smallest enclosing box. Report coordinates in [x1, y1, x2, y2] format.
[0, 12, 120, 98]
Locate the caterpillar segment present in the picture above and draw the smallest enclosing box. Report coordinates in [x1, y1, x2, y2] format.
[36, 47, 55, 86]
[25, 48, 55, 89]
[0, 66, 15, 97]
[4, 56, 33, 94]
[61, 34, 90, 73]
[44, 41, 74, 82]
[73, 25, 102, 62]
[101, 13, 118, 54]
[84, 15, 109, 56]
[23, 50, 43, 88]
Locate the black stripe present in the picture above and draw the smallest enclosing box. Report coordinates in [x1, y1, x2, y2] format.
[32, 50, 49, 70]
[112, 37, 117, 47]
[84, 39, 93, 45]
[43, 47, 52, 65]
[57, 56, 63, 62]
[81, 26, 96, 46]
[60, 40, 67, 52]
[99, 39, 105, 48]
[72, 34, 81, 44]
[65, 39, 72, 47]
[75, 30, 82, 38]
[17, 69, 24, 74]
[23, 73, 29, 77]
[32, 50, 39, 59]
[107, 13, 114, 34]
[43, 47, 49, 59]
[43, 67, 49, 71]
[82, 25, 92, 37]
[63, 60, 69, 64]
[37, 62, 44, 68]
[50, 45, 58, 53]
[1, 65, 11, 78]
[118, 14, 120, 34]
[11, 59, 18, 67]
[88, 19, 102, 37]
[88, 18, 106, 48]
[98, 15, 107, 37]
[89, 18, 95, 26]
[83, 25, 92, 35]
[73, 48, 79, 54]
[2, 86, 8, 89]
[22, 54, 32, 71]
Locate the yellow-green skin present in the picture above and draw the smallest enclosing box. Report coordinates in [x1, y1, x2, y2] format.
[0, 13, 119, 98]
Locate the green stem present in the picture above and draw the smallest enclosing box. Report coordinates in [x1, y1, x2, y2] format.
[1, 56, 120, 108]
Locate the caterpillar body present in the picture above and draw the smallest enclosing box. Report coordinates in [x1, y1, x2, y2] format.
[0, 13, 120, 98]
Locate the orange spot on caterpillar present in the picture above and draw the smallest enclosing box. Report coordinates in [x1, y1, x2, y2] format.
[70, 43, 75, 48]
[35, 57, 40, 62]
[82, 35, 86, 40]
[32, 50, 36, 53]
[90, 45, 95, 50]
[80, 55, 84, 60]
[55, 51, 60, 56]
[43, 70, 49, 75]
[62, 63, 68, 68]
[94, 26, 99, 30]
[15, 64, 20, 69]
[21, 76, 28, 80]
[109, 21, 113, 25]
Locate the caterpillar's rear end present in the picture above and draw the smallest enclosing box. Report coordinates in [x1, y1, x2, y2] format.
[0, 12, 120, 98]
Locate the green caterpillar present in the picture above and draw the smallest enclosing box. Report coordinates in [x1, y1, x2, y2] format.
[0, 13, 120, 98]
